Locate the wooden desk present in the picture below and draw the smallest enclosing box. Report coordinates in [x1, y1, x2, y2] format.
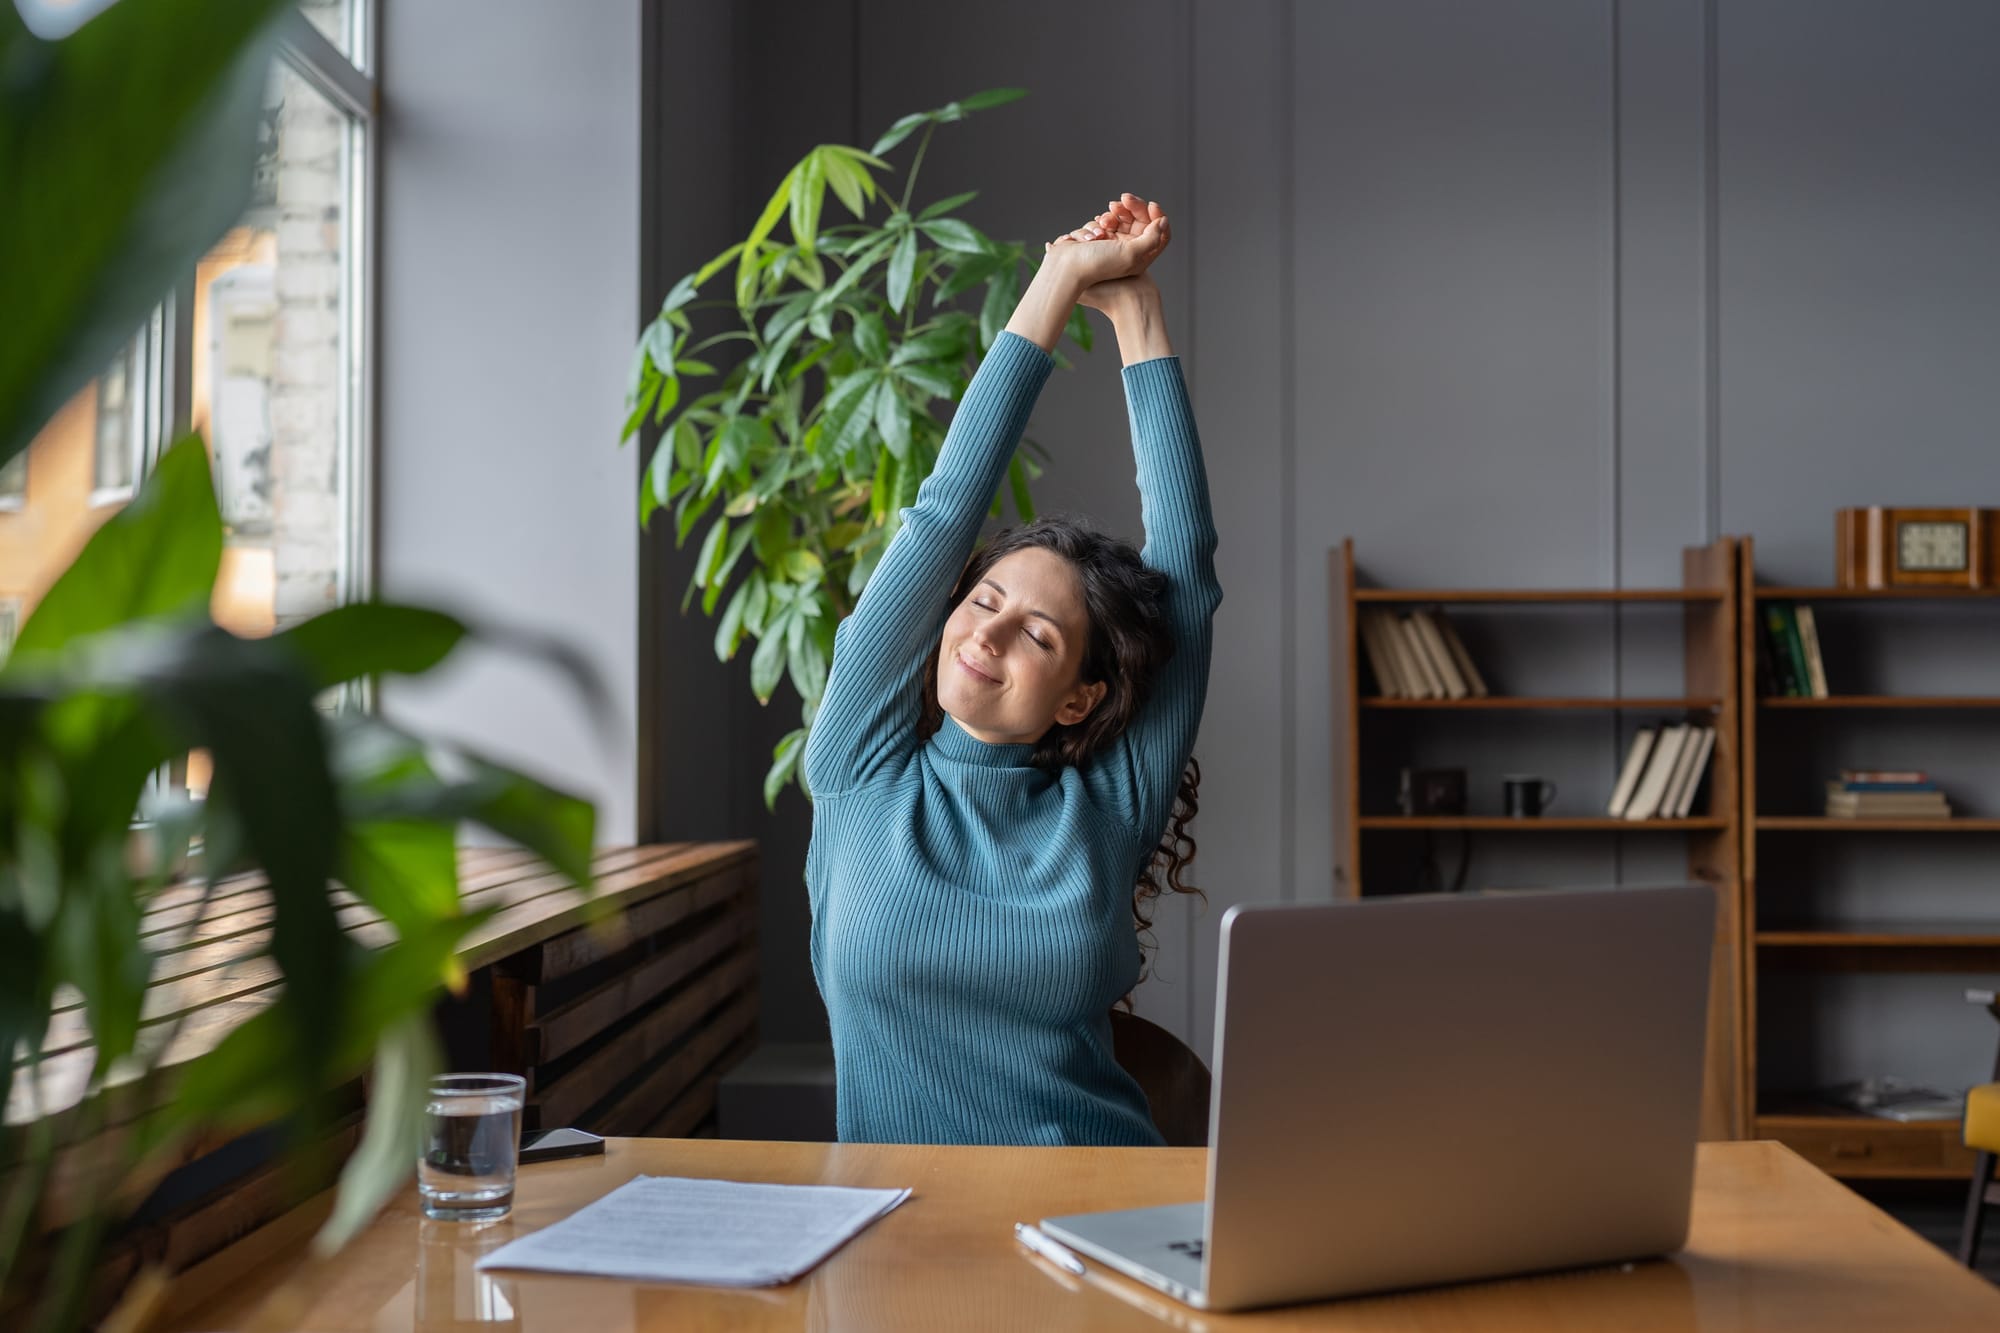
[160, 1139, 2000, 1332]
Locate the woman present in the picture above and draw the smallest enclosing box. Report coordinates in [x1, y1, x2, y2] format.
[802, 193, 1221, 1146]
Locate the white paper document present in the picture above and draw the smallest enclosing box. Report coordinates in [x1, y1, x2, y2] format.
[475, 1175, 913, 1286]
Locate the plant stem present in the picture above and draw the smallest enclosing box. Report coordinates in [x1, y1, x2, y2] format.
[898, 122, 936, 213]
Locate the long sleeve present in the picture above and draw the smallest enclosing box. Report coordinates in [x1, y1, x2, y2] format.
[1082, 355, 1223, 842]
[803, 331, 1055, 798]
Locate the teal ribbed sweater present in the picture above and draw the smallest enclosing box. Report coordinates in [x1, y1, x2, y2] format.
[802, 330, 1221, 1146]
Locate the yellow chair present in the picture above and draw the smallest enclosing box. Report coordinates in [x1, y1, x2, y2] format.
[1958, 991, 2000, 1267]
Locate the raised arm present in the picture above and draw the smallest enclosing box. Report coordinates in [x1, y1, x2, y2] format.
[803, 221, 1165, 798]
[1068, 202, 1222, 840]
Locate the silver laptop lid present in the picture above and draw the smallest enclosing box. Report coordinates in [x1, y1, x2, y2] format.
[1200, 884, 1713, 1311]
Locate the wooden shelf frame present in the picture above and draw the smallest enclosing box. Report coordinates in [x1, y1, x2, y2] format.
[1358, 816, 1727, 832]
[1354, 586, 1725, 604]
[1337, 537, 1745, 1143]
[1760, 695, 2000, 709]
[1739, 536, 2000, 1179]
[1363, 696, 1724, 712]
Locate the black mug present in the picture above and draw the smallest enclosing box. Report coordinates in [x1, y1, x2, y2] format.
[1502, 775, 1558, 818]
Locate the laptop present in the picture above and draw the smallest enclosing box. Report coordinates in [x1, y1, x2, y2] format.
[1040, 883, 1715, 1312]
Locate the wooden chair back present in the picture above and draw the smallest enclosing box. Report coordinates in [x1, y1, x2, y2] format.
[1109, 1008, 1212, 1147]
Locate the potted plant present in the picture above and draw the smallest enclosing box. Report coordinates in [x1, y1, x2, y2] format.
[626, 88, 1096, 806]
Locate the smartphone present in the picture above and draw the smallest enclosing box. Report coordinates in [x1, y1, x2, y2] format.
[518, 1126, 606, 1164]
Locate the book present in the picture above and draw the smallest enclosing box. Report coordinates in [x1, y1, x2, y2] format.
[1358, 610, 1406, 697]
[1671, 725, 1718, 818]
[1432, 610, 1490, 697]
[1623, 723, 1690, 821]
[1842, 769, 1929, 785]
[1411, 610, 1469, 699]
[1760, 607, 1799, 696]
[1817, 1078, 1965, 1123]
[1606, 727, 1658, 817]
[1397, 615, 1446, 698]
[1378, 610, 1432, 698]
[1764, 604, 1811, 698]
[1658, 724, 1708, 819]
[1794, 604, 1829, 698]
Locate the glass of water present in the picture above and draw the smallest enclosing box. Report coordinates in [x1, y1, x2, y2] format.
[420, 1073, 525, 1222]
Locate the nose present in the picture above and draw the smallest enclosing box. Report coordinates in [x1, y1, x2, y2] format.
[970, 620, 1000, 654]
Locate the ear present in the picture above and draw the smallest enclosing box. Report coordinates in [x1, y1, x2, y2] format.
[1054, 679, 1108, 727]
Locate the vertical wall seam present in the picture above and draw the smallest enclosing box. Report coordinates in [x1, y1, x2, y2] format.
[1279, 0, 1299, 901]
[1702, 0, 1722, 541]
[1609, 0, 1625, 881]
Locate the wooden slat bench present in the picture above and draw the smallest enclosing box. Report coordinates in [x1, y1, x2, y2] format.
[4, 840, 758, 1314]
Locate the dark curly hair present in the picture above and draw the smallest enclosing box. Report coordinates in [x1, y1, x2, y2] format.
[915, 517, 1204, 1000]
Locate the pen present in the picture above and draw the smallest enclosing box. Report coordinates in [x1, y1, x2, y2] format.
[1014, 1222, 1087, 1277]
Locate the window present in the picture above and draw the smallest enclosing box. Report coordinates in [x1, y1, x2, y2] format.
[91, 329, 146, 498]
[0, 6, 374, 650]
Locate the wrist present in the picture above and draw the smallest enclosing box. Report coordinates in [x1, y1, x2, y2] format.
[1103, 277, 1162, 324]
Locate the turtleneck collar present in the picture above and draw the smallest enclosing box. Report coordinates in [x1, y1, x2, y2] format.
[931, 712, 1041, 769]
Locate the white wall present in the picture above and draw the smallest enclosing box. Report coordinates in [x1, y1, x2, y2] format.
[377, 0, 640, 843]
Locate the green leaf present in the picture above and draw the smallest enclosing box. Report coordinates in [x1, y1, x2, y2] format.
[788, 614, 828, 708]
[0, 0, 296, 469]
[314, 1013, 440, 1256]
[659, 272, 700, 316]
[764, 728, 809, 810]
[736, 169, 796, 310]
[918, 190, 979, 220]
[1066, 303, 1095, 353]
[10, 435, 221, 666]
[694, 517, 730, 588]
[874, 381, 911, 460]
[750, 610, 791, 702]
[918, 218, 990, 254]
[342, 818, 458, 935]
[896, 361, 958, 399]
[819, 150, 870, 218]
[853, 312, 889, 363]
[707, 521, 757, 612]
[870, 111, 930, 157]
[958, 87, 1028, 111]
[675, 358, 718, 376]
[788, 151, 823, 254]
[890, 329, 964, 367]
[692, 242, 746, 288]
[980, 263, 1022, 350]
[652, 371, 681, 425]
[885, 230, 919, 315]
[811, 233, 896, 315]
[1008, 454, 1037, 522]
[819, 369, 881, 456]
[714, 581, 751, 660]
[274, 605, 467, 692]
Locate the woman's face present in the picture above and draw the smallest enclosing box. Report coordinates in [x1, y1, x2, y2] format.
[936, 546, 1107, 746]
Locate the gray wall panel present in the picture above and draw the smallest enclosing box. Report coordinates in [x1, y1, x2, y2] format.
[638, 0, 2000, 1096]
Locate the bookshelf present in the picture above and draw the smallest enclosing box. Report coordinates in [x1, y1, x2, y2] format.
[1336, 538, 1744, 1141]
[1738, 536, 2000, 1180]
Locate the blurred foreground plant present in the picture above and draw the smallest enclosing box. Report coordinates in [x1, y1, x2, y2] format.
[1, 3, 601, 1328]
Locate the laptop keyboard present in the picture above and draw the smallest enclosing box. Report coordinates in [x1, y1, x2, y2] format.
[1166, 1238, 1205, 1261]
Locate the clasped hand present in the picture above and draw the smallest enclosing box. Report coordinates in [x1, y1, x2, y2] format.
[1044, 193, 1170, 313]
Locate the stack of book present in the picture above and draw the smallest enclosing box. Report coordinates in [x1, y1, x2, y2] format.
[1824, 770, 1950, 819]
[1607, 722, 1718, 821]
[1357, 608, 1490, 700]
[1760, 602, 1828, 698]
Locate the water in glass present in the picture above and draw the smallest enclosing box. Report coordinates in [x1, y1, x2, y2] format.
[420, 1073, 525, 1221]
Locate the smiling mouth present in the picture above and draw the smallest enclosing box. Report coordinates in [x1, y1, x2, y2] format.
[955, 655, 1000, 685]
